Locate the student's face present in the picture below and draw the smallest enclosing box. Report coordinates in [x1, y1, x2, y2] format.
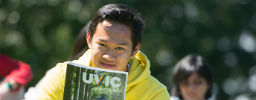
[87, 20, 140, 72]
[179, 72, 209, 100]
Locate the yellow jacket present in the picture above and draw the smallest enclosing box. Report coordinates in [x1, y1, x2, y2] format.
[26, 49, 170, 100]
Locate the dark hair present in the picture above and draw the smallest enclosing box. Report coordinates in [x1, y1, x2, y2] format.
[89, 4, 144, 51]
[70, 21, 91, 60]
[172, 54, 213, 100]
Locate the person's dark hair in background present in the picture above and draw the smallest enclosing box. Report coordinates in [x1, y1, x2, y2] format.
[171, 54, 214, 100]
[88, 4, 144, 51]
[70, 21, 91, 60]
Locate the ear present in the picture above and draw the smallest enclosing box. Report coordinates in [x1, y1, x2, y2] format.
[131, 43, 141, 57]
[86, 33, 92, 49]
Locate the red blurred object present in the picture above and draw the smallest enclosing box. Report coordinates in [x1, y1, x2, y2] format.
[0, 54, 33, 89]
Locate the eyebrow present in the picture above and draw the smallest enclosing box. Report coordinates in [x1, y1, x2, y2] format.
[98, 39, 129, 46]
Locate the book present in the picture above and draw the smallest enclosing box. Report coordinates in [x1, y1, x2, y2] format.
[63, 62, 128, 100]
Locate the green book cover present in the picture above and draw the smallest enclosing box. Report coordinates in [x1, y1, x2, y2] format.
[63, 62, 128, 100]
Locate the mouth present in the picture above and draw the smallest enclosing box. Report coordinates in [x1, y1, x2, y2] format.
[186, 93, 197, 99]
[100, 62, 116, 68]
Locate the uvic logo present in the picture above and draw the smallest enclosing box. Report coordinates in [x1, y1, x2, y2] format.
[83, 72, 121, 88]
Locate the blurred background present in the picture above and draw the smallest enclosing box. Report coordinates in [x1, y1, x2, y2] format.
[0, 0, 256, 99]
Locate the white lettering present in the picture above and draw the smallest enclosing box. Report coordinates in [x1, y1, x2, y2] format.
[110, 77, 121, 88]
[82, 72, 93, 84]
[82, 72, 121, 88]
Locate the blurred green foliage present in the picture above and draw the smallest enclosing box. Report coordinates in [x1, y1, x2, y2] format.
[0, 0, 256, 99]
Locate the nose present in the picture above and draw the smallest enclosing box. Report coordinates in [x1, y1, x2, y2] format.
[184, 84, 196, 92]
[102, 50, 116, 61]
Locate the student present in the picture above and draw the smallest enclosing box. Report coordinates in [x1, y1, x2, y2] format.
[171, 54, 214, 100]
[0, 54, 33, 100]
[25, 3, 170, 100]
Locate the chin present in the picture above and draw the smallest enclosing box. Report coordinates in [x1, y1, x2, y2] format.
[102, 67, 115, 70]
[185, 97, 202, 100]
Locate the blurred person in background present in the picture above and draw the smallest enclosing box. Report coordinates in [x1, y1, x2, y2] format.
[0, 54, 33, 100]
[171, 54, 214, 100]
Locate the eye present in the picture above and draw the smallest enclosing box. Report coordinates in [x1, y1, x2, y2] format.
[116, 47, 125, 50]
[180, 81, 189, 86]
[194, 79, 202, 85]
[99, 43, 107, 47]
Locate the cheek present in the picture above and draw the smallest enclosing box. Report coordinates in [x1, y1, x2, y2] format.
[118, 53, 130, 61]
[190, 84, 208, 99]
[91, 47, 103, 62]
[199, 84, 209, 94]
[179, 85, 187, 94]
[117, 52, 131, 64]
